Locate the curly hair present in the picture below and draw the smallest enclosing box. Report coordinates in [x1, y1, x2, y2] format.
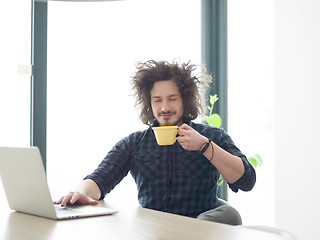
[131, 60, 212, 126]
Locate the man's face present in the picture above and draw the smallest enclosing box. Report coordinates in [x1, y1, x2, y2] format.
[150, 80, 184, 126]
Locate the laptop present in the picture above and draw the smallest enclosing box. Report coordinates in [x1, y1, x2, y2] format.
[0, 146, 118, 220]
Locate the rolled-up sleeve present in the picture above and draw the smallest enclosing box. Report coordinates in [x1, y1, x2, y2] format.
[228, 156, 256, 192]
[84, 138, 131, 199]
[217, 128, 256, 193]
[84, 130, 147, 199]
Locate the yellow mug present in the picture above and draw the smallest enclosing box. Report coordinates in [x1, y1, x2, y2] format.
[152, 126, 180, 145]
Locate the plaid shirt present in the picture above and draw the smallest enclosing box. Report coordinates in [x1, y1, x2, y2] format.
[85, 122, 256, 218]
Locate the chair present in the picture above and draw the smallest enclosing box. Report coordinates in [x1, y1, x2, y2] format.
[239, 225, 298, 239]
[218, 200, 297, 238]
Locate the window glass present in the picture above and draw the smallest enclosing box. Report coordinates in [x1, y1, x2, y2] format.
[0, 0, 31, 203]
[228, 0, 275, 225]
[47, 0, 200, 206]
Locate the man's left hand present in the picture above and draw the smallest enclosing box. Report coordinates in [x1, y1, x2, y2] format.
[177, 124, 207, 151]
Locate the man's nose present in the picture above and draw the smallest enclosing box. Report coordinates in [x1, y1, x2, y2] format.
[160, 101, 170, 112]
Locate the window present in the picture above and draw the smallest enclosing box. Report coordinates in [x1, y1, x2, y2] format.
[228, 0, 275, 225]
[47, 0, 201, 206]
[0, 0, 31, 201]
[0, 1, 31, 147]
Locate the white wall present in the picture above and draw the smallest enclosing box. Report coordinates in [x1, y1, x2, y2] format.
[274, 1, 320, 240]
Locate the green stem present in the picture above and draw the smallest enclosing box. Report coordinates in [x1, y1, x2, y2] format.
[209, 104, 213, 116]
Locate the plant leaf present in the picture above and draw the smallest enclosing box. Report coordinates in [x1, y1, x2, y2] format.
[209, 94, 219, 105]
[206, 113, 222, 127]
[248, 154, 263, 168]
[202, 115, 209, 123]
[218, 174, 224, 186]
[213, 94, 219, 102]
[209, 95, 215, 105]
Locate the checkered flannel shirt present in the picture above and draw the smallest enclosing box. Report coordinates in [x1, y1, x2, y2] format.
[85, 122, 256, 218]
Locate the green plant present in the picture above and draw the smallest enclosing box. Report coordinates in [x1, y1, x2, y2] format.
[202, 94, 263, 186]
[247, 154, 263, 168]
[202, 94, 222, 128]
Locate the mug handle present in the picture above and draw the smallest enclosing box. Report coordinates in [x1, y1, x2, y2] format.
[175, 127, 181, 141]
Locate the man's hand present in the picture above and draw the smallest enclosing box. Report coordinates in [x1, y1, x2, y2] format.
[54, 191, 99, 207]
[177, 123, 207, 151]
[177, 124, 246, 184]
[54, 179, 101, 207]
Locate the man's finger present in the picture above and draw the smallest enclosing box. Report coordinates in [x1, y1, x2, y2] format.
[61, 192, 75, 206]
[53, 196, 64, 204]
[69, 192, 83, 205]
[88, 199, 99, 206]
[179, 123, 191, 129]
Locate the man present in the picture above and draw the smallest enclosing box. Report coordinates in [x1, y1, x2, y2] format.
[55, 60, 256, 225]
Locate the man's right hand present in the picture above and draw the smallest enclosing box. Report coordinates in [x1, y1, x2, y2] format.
[54, 179, 101, 207]
[54, 191, 99, 207]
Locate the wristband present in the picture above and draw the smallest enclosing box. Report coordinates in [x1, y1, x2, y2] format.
[200, 139, 212, 154]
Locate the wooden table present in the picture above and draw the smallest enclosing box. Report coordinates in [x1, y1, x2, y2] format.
[0, 201, 295, 240]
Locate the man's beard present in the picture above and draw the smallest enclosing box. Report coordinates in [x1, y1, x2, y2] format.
[158, 111, 183, 126]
